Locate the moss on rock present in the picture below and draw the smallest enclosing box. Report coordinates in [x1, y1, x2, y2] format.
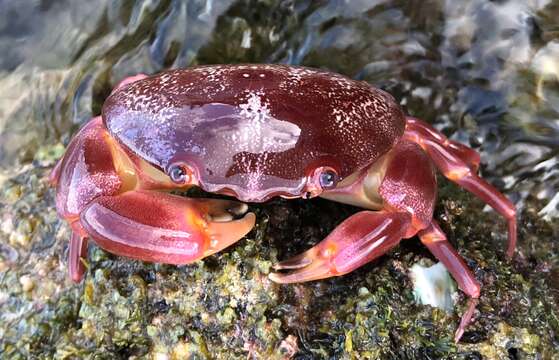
[1, 162, 558, 358]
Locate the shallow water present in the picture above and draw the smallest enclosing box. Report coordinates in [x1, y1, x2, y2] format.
[0, 0, 558, 358]
[1, 0, 557, 217]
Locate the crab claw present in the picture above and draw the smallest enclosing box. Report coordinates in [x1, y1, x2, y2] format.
[79, 190, 255, 264]
[269, 211, 411, 283]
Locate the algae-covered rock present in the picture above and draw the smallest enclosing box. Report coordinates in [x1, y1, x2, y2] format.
[1, 0, 559, 359]
[1, 161, 558, 358]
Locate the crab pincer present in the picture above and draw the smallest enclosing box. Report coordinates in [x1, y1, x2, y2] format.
[269, 211, 411, 283]
[80, 192, 255, 265]
[51, 112, 256, 283]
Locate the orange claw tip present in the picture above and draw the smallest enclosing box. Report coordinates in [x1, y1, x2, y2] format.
[203, 212, 256, 257]
[268, 254, 336, 284]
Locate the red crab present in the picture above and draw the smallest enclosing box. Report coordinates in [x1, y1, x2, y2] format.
[50, 64, 516, 341]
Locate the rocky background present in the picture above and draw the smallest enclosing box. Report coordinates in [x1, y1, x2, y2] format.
[1, 1, 558, 358]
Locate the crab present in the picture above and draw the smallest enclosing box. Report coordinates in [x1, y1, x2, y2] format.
[50, 64, 516, 342]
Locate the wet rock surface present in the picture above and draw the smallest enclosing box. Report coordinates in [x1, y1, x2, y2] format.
[1, 1, 558, 358]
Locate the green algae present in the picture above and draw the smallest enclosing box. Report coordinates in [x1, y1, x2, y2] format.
[1, 160, 558, 358]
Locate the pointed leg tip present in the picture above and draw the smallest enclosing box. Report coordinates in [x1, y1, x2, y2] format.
[70, 272, 84, 283]
[454, 298, 479, 343]
[506, 221, 517, 259]
[48, 170, 59, 186]
[454, 329, 464, 343]
[69, 262, 86, 283]
[68, 233, 88, 283]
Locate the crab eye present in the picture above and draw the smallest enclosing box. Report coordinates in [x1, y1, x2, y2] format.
[167, 163, 192, 184]
[319, 169, 339, 190]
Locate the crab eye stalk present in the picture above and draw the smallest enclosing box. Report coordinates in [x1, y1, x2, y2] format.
[167, 163, 192, 184]
[319, 169, 339, 190]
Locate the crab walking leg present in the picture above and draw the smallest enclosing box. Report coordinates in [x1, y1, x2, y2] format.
[269, 211, 412, 283]
[457, 174, 517, 257]
[404, 121, 517, 257]
[418, 221, 481, 343]
[68, 232, 88, 283]
[80, 190, 255, 265]
[405, 117, 480, 172]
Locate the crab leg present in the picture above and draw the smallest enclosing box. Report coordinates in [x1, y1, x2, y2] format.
[405, 117, 480, 172]
[269, 211, 411, 283]
[271, 140, 482, 341]
[404, 118, 517, 257]
[79, 190, 255, 265]
[418, 221, 480, 342]
[68, 232, 88, 283]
